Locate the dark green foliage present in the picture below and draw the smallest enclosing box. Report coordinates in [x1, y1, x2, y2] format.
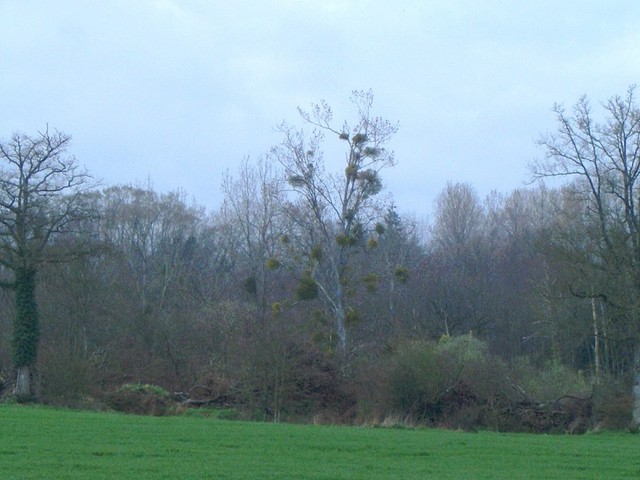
[271, 302, 282, 314]
[11, 267, 39, 368]
[362, 273, 378, 292]
[394, 266, 409, 284]
[39, 349, 95, 407]
[335, 234, 356, 247]
[350, 222, 364, 242]
[378, 336, 602, 433]
[345, 165, 358, 179]
[266, 258, 281, 270]
[363, 147, 381, 158]
[352, 133, 367, 144]
[356, 169, 382, 197]
[310, 309, 333, 347]
[344, 209, 355, 222]
[385, 337, 494, 427]
[296, 273, 318, 300]
[507, 357, 590, 403]
[310, 244, 323, 261]
[345, 308, 361, 326]
[243, 276, 257, 295]
[387, 341, 442, 415]
[336, 223, 365, 248]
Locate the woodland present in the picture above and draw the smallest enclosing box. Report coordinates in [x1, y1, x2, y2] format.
[1, 88, 639, 433]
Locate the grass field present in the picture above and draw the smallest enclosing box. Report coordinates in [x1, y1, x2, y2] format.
[1, 404, 639, 479]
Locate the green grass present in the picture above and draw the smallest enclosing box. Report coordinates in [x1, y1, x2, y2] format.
[1, 405, 639, 479]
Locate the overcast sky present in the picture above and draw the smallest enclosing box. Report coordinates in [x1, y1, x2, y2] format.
[2, 1, 639, 217]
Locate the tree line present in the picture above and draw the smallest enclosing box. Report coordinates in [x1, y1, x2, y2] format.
[0, 88, 639, 431]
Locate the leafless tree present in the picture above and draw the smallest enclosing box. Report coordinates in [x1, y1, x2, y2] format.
[219, 157, 288, 322]
[0, 128, 94, 398]
[533, 85, 640, 426]
[270, 90, 398, 351]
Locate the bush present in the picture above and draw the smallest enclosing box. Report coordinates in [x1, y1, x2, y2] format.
[385, 336, 506, 424]
[287, 346, 356, 423]
[508, 357, 590, 402]
[381, 336, 574, 431]
[592, 376, 633, 430]
[192, 369, 238, 405]
[106, 383, 172, 416]
[0, 367, 11, 400]
[38, 349, 95, 407]
[179, 406, 240, 420]
[230, 338, 356, 423]
[387, 340, 442, 420]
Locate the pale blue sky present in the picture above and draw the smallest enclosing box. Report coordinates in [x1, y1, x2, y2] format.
[2, 1, 639, 215]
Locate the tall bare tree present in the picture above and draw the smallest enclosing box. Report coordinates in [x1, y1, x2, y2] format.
[271, 90, 398, 351]
[533, 86, 640, 426]
[0, 128, 93, 398]
[219, 157, 288, 322]
[428, 182, 490, 336]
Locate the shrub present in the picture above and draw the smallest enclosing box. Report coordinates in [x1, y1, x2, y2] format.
[193, 369, 238, 405]
[230, 335, 356, 423]
[38, 349, 95, 407]
[0, 366, 11, 400]
[508, 357, 590, 403]
[592, 376, 633, 430]
[106, 383, 172, 416]
[179, 406, 240, 420]
[383, 336, 517, 430]
[287, 346, 356, 423]
[387, 340, 442, 419]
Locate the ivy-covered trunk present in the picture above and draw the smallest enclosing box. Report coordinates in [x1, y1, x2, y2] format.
[11, 266, 39, 399]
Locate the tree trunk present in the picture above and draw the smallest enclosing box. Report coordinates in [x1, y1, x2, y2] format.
[334, 303, 347, 351]
[592, 297, 600, 380]
[11, 266, 39, 399]
[633, 343, 640, 428]
[13, 365, 31, 399]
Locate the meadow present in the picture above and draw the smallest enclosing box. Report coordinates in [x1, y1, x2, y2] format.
[1, 404, 639, 479]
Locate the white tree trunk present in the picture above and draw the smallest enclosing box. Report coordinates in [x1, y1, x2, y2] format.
[633, 344, 640, 428]
[592, 297, 600, 379]
[14, 365, 31, 398]
[334, 302, 347, 351]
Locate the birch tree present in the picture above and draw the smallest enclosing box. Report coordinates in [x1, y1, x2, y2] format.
[271, 90, 398, 351]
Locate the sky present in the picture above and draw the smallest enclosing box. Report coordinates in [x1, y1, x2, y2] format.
[1, 0, 639, 217]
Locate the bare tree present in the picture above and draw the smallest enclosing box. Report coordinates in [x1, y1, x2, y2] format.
[360, 205, 422, 340]
[532, 86, 640, 426]
[270, 90, 398, 351]
[431, 182, 484, 260]
[219, 157, 288, 322]
[95, 185, 209, 384]
[428, 182, 491, 337]
[0, 128, 94, 398]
